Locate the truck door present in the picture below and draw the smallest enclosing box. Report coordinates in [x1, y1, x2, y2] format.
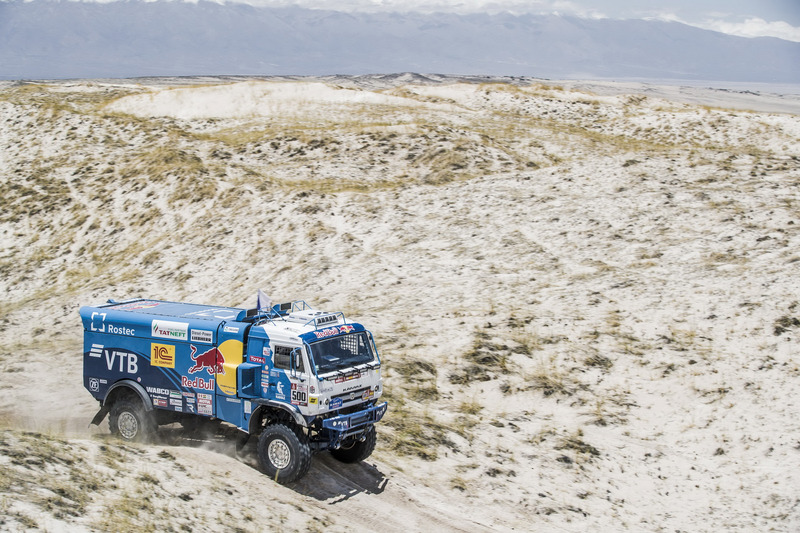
[212, 323, 246, 427]
[269, 344, 310, 409]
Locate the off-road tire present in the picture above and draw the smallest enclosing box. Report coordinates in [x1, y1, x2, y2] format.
[257, 424, 312, 483]
[331, 425, 377, 464]
[109, 399, 156, 442]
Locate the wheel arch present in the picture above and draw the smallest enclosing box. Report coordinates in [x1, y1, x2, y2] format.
[90, 379, 153, 426]
[104, 379, 153, 410]
[249, 401, 306, 435]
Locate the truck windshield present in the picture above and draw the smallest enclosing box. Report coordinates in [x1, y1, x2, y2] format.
[308, 332, 376, 375]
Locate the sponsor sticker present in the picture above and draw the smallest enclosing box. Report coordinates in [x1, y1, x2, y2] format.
[169, 398, 182, 407]
[309, 397, 318, 405]
[189, 345, 225, 376]
[150, 343, 175, 368]
[291, 383, 308, 406]
[146, 386, 172, 396]
[107, 324, 135, 336]
[191, 329, 213, 344]
[223, 326, 239, 334]
[114, 300, 162, 311]
[153, 398, 168, 408]
[198, 402, 212, 415]
[275, 381, 286, 400]
[89, 377, 100, 392]
[181, 376, 215, 391]
[250, 355, 266, 364]
[245, 400, 252, 414]
[330, 397, 343, 409]
[312, 324, 355, 339]
[151, 320, 188, 341]
[335, 370, 361, 383]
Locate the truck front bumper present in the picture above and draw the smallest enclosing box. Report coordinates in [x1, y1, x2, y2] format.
[322, 402, 388, 448]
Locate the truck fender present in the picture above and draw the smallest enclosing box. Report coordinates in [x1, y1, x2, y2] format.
[90, 379, 154, 426]
[249, 400, 307, 434]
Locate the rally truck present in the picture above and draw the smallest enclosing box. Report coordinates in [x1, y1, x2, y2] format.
[80, 298, 387, 483]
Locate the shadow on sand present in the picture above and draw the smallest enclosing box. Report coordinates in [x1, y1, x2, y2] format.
[156, 422, 388, 503]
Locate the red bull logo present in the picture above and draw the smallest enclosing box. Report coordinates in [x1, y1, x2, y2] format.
[188, 345, 225, 375]
[181, 375, 215, 391]
[313, 325, 355, 339]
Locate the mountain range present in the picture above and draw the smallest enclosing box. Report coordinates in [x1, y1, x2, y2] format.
[1, 0, 799, 82]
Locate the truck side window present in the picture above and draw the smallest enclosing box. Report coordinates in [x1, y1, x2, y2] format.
[274, 345, 304, 373]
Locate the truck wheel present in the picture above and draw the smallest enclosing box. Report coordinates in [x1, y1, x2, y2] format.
[109, 399, 156, 442]
[257, 424, 311, 483]
[331, 425, 377, 464]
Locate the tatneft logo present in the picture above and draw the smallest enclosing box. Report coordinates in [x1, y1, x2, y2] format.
[151, 319, 188, 341]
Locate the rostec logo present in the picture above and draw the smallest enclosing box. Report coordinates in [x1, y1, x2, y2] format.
[90, 312, 106, 332]
[151, 320, 188, 341]
[188, 345, 225, 375]
[150, 343, 175, 368]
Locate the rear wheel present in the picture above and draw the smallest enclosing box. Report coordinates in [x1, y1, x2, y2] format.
[109, 398, 156, 442]
[331, 425, 376, 464]
[257, 424, 311, 483]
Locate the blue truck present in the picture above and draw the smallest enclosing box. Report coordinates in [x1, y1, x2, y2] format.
[80, 298, 387, 483]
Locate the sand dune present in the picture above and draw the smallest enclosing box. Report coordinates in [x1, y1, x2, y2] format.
[1, 75, 798, 532]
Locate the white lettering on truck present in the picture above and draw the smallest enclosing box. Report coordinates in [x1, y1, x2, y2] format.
[107, 324, 135, 336]
[105, 350, 139, 374]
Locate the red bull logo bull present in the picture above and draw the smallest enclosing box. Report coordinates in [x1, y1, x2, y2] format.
[188, 345, 225, 375]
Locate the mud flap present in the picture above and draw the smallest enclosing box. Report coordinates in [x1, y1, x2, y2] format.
[89, 405, 110, 427]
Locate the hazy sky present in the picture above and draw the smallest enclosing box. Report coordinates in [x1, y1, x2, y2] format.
[12, 0, 800, 41]
[222, 0, 800, 41]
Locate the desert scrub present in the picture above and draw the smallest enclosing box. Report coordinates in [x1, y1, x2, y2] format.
[0, 430, 101, 520]
[382, 404, 457, 460]
[448, 326, 535, 384]
[773, 316, 800, 336]
[555, 430, 601, 463]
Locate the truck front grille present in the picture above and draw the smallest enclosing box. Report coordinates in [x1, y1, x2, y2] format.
[332, 387, 370, 404]
[350, 413, 369, 426]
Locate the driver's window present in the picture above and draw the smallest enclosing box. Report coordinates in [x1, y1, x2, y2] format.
[274, 345, 305, 373]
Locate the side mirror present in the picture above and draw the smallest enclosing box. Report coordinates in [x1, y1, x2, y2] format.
[290, 347, 304, 380]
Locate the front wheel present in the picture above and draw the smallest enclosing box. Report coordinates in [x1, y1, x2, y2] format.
[109, 399, 156, 442]
[257, 424, 311, 483]
[331, 425, 377, 463]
